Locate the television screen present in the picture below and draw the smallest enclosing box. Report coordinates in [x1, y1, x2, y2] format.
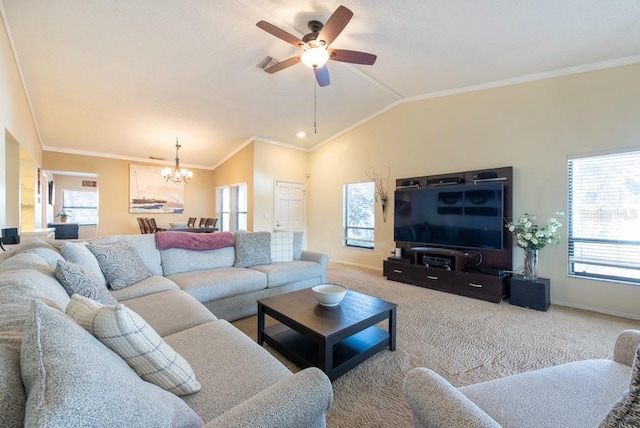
[394, 182, 504, 250]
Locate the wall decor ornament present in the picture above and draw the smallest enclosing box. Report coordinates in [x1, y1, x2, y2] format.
[506, 211, 564, 280]
[365, 167, 390, 222]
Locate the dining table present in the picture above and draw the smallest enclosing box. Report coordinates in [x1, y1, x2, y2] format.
[157, 226, 219, 233]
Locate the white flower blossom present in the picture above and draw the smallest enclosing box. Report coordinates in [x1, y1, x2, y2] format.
[506, 212, 565, 250]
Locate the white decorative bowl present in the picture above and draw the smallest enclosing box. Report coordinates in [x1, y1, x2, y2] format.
[312, 284, 347, 306]
[169, 222, 188, 229]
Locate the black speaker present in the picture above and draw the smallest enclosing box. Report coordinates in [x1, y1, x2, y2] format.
[510, 275, 550, 311]
[473, 171, 498, 180]
[427, 176, 463, 186]
[1, 228, 20, 245]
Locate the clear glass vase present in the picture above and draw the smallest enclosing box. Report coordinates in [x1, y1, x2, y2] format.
[523, 249, 539, 280]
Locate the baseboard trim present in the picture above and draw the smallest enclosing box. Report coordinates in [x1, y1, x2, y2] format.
[548, 299, 640, 321]
[330, 260, 382, 272]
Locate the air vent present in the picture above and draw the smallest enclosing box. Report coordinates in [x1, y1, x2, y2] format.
[257, 56, 279, 70]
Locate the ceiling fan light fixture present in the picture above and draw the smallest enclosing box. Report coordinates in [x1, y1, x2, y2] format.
[300, 46, 330, 69]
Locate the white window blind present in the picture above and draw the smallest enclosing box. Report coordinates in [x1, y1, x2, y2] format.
[568, 150, 640, 284]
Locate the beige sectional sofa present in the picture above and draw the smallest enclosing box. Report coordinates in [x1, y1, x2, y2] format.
[0, 231, 332, 427]
[403, 329, 640, 428]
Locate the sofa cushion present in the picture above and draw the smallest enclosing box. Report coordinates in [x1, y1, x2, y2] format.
[19, 247, 64, 269]
[109, 275, 179, 301]
[460, 359, 632, 428]
[0, 253, 70, 310]
[87, 241, 154, 290]
[61, 241, 107, 287]
[66, 294, 201, 396]
[270, 231, 293, 262]
[0, 303, 28, 428]
[164, 320, 292, 421]
[249, 260, 324, 288]
[168, 267, 267, 302]
[160, 246, 235, 276]
[20, 300, 203, 427]
[54, 260, 117, 305]
[120, 289, 217, 337]
[601, 346, 640, 428]
[233, 231, 271, 267]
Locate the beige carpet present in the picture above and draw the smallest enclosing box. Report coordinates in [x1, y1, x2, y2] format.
[232, 263, 640, 428]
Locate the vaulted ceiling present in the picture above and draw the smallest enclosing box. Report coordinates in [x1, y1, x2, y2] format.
[3, 1, 640, 169]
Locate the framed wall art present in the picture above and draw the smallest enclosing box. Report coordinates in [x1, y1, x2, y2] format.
[129, 164, 184, 214]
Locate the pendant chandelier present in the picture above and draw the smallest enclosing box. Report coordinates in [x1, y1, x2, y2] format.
[161, 138, 192, 183]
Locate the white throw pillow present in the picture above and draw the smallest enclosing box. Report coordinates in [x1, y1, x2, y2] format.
[65, 294, 201, 396]
[270, 231, 294, 263]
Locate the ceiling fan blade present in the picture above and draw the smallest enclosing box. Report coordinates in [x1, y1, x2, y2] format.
[318, 5, 353, 46]
[264, 56, 301, 73]
[256, 21, 303, 48]
[330, 49, 377, 65]
[314, 66, 330, 87]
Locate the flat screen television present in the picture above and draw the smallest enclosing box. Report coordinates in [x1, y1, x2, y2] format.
[394, 182, 504, 250]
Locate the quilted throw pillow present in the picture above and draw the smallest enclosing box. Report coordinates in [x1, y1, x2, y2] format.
[233, 231, 271, 267]
[600, 346, 640, 428]
[65, 294, 201, 396]
[270, 231, 293, 262]
[86, 241, 153, 290]
[55, 260, 117, 305]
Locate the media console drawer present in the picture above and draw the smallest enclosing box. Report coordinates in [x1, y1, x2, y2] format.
[453, 272, 506, 303]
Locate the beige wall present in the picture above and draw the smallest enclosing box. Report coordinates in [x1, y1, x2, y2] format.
[253, 142, 308, 232]
[210, 141, 308, 232]
[43, 151, 215, 236]
[211, 142, 255, 230]
[308, 64, 640, 318]
[1, 16, 43, 228]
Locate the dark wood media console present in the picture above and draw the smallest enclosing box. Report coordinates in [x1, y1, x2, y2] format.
[383, 258, 509, 303]
[385, 166, 513, 303]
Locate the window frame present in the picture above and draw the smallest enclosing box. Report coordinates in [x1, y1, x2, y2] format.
[61, 189, 98, 226]
[567, 149, 640, 285]
[343, 181, 375, 250]
[216, 182, 247, 232]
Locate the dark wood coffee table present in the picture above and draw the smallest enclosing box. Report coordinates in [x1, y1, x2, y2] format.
[257, 287, 397, 380]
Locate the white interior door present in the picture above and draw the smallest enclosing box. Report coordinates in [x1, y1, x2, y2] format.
[274, 181, 305, 231]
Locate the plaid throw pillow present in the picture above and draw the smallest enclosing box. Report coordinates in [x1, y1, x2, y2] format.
[66, 294, 201, 396]
[270, 231, 293, 262]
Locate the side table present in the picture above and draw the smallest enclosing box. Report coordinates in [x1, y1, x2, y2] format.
[510, 274, 550, 311]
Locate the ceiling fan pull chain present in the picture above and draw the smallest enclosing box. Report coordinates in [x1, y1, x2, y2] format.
[314, 78, 318, 134]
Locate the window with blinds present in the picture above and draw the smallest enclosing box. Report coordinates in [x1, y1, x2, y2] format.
[343, 181, 375, 249]
[567, 150, 640, 284]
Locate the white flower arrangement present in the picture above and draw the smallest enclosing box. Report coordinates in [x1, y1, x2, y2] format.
[506, 212, 564, 250]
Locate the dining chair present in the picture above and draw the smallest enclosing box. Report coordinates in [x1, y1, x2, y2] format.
[137, 218, 146, 234]
[187, 217, 197, 227]
[205, 218, 215, 227]
[148, 218, 159, 233]
[199, 218, 207, 227]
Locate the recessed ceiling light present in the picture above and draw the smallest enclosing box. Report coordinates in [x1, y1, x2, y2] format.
[297, 131, 306, 138]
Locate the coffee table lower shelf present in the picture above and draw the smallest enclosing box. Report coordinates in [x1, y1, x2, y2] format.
[263, 323, 390, 380]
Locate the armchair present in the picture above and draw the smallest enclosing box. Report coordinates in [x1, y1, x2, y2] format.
[403, 330, 640, 428]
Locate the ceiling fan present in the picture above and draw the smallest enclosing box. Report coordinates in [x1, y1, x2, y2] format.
[256, 5, 377, 87]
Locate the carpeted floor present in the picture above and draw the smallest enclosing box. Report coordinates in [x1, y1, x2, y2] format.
[232, 263, 640, 428]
